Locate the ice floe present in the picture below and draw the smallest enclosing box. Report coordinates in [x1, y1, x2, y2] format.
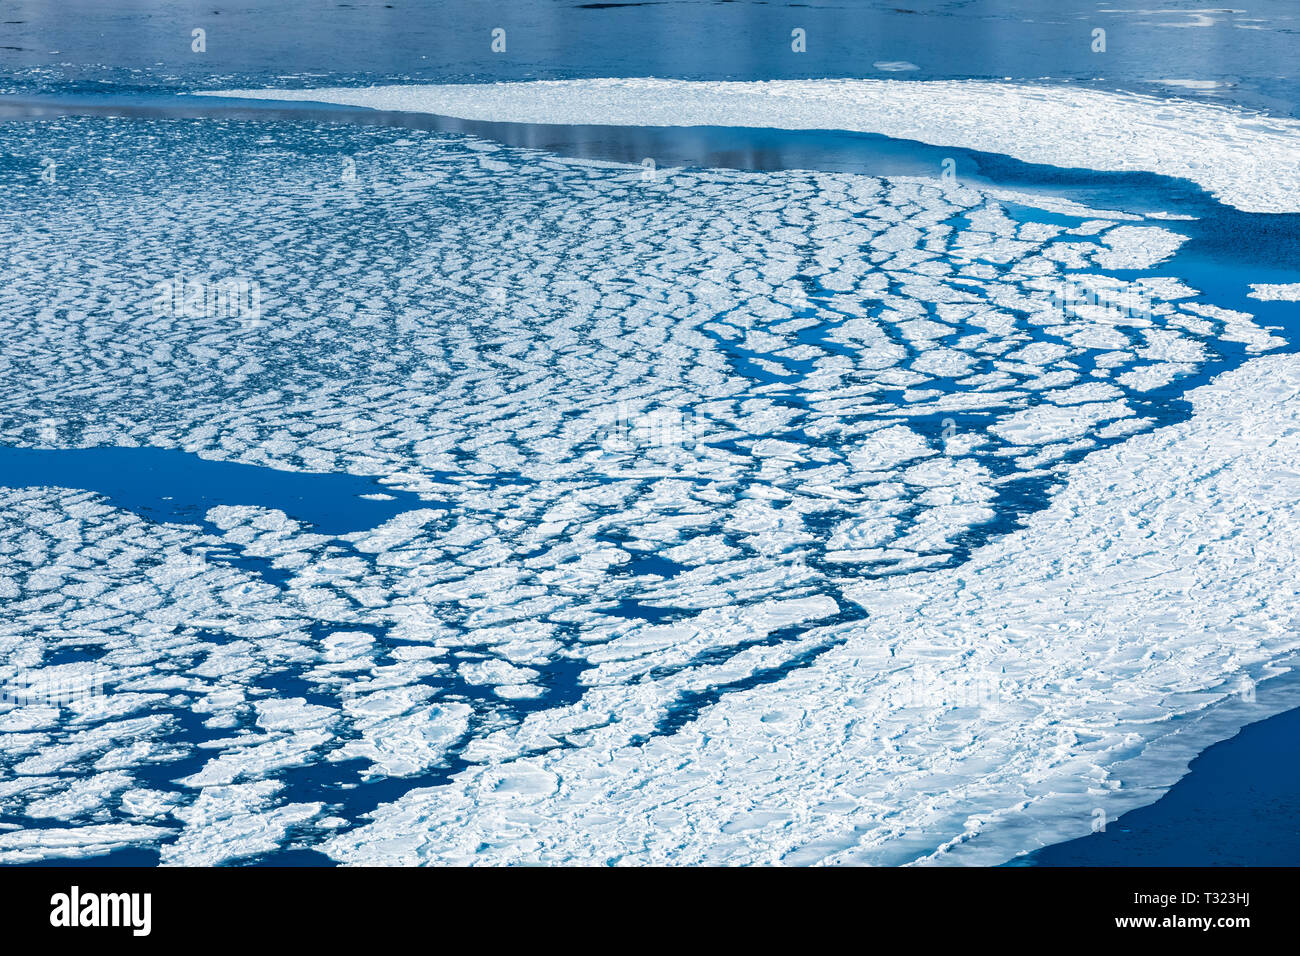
[203, 78, 1300, 212]
[1247, 282, 1300, 302]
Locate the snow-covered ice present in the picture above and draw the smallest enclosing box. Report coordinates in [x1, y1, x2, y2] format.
[324, 353, 1300, 865]
[0, 88, 1297, 865]
[1248, 283, 1300, 302]
[203, 78, 1300, 212]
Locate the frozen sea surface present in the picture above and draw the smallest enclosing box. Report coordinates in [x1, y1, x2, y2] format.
[1, 75, 1299, 864]
[206, 78, 1300, 213]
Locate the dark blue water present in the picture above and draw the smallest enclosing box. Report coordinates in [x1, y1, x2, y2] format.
[0, 445, 426, 535]
[1, 1, 1297, 117]
[1022, 703, 1300, 866]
